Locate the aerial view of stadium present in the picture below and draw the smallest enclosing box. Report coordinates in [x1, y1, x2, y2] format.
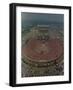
[21, 13, 64, 77]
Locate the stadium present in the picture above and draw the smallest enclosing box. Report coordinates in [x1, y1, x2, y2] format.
[22, 25, 64, 77]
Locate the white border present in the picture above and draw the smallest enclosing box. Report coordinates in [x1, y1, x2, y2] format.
[16, 6, 69, 84]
